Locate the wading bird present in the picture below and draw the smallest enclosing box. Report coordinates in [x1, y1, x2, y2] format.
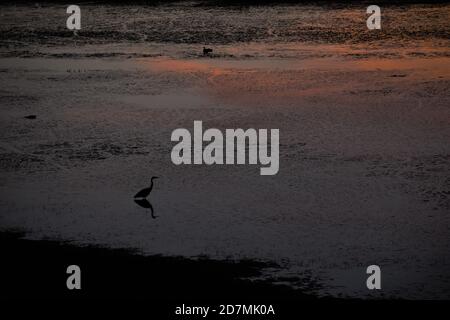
[203, 47, 213, 55]
[134, 176, 159, 199]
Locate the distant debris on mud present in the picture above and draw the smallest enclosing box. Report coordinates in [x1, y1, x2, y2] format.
[24, 115, 37, 120]
[203, 47, 213, 55]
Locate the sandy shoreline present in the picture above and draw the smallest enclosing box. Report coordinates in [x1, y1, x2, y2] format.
[0, 230, 321, 300]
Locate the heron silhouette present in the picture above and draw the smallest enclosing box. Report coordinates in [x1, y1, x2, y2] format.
[134, 176, 159, 219]
[134, 176, 159, 199]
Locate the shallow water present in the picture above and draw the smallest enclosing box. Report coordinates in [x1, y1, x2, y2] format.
[0, 2, 450, 299]
[1, 3, 449, 59]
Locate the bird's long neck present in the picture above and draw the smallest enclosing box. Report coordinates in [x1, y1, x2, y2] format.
[149, 180, 154, 192]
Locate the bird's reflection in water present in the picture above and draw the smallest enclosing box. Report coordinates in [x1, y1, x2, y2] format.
[134, 198, 157, 219]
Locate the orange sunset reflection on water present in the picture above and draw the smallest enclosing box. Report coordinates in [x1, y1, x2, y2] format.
[137, 49, 450, 106]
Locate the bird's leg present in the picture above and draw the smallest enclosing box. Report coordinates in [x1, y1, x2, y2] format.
[149, 202, 158, 219]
